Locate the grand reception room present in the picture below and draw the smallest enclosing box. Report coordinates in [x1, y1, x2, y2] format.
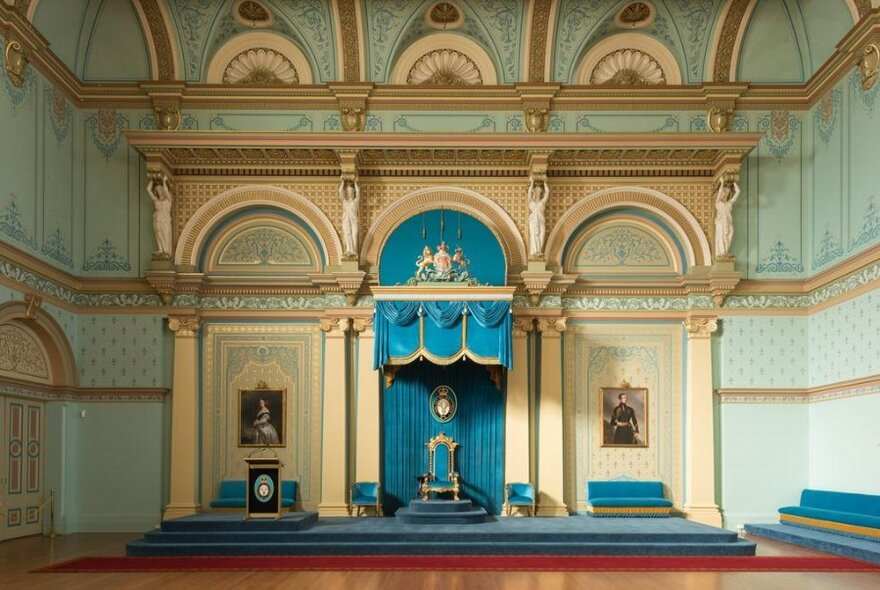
[1, 1, 880, 588]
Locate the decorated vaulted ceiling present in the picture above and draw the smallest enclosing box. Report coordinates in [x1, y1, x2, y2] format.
[19, 0, 872, 86]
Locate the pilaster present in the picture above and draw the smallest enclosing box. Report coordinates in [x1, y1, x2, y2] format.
[535, 316, 568, 517]
[504, 318, 533, 509]
[683, 315, 723, 527]
[163, 315, 201, 521]
[318, 317, 351, 516]
[352, 317, 380, 483]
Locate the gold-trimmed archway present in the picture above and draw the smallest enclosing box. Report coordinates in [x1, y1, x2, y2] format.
[0, 301, 77, 387]
[360, 186, 527, 272]
[175, 185, 343, 267]
[545, 186, 712, 270]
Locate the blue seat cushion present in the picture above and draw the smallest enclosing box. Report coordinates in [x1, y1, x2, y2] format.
[209, 479, 296, 509]
[780, 506, 880, 530]
[352, 492, 378, 505]
[427, 480, 454, 489]
[590, 497, 673, 508]
[588, 481, 665, 500]
[210, 497, 246, 508]
[798, 489, 880, 517]
[507, 496, 534, 506]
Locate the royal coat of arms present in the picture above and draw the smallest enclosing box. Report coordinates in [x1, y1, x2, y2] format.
[408, 242, 476, 284]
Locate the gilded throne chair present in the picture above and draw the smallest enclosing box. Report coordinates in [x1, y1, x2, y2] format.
[420, 432, 461, 500]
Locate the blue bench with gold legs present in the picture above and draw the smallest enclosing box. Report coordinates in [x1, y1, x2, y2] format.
[209, 480, 298, 510]
[778, 489, 880, 541]
[587, 480, 673, 517]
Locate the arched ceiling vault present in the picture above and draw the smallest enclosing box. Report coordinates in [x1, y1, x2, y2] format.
[15, 0, 867, 86]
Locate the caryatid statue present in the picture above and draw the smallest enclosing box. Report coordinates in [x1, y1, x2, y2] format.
[146, 174, 173, 257]
[527, 173, 550, 259]
[339, 175, 360, 258]
[714, 178, 741, 259]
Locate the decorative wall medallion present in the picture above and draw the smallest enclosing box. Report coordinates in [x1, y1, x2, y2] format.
[430, 385, 457, 423]
[851, 197, 880, 251]
[154, 105, 181, 131]
[707, 106, 733, 133]
[758, 111, 800, 161]
[1, 38, 33, 108]
[589, 49, 665, 85]
[217, 227, 312, 266]
[0, 325, 49, 379]
[223, 48, 299, 84]
[859, 43, 879, 91]
[83, 239, 131, 272]
[234, 0, 273, 27]
[815, 88, 841, 146]
[813, 229, 843, 270]
[426, 1, 464, 29]
[340, 106, 366, 132]
[87, 110, 129, 160]
[407, 49, 483, 86]
[615, 2, 654, 29]
[755, 240, 804, 274]
[0, 198, 36, 250]
[45, 86, 71, 143]
[41, 226, 73, 268]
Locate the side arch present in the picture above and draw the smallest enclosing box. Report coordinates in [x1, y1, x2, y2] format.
[0, 301, 77, 387]
[360, 186, 527, 272]
[175, 185, 343, 267]
[545, 187, 711, 270]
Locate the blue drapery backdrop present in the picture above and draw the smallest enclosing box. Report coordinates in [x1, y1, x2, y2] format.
[374, 300, 512, 369]
[382, 361, 505, 515]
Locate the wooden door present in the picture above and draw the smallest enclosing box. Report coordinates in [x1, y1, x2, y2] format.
[0, 396, 44, 541]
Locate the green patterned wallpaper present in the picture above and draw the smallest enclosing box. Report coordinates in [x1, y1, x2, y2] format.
[718, 315, 809, 389]
[76, 315, 169, 388]
[810, 289, 880, 386]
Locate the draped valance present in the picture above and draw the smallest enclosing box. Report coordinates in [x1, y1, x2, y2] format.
[372, 288, 515, 370]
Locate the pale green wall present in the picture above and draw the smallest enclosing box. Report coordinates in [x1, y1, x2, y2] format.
[717, 315, 808, 388]
[46, 401, 168, 533]
[810, 289, 880, 385]
[76, 314, 170, 388]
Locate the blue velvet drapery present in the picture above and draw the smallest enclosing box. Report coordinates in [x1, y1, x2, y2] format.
[373, 300, 512, 369]
[382, 361, 505, 515]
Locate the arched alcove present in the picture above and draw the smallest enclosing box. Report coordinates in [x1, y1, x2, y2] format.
[545, 187, 711, 271]
[0, 302, 77, 387]
[361, 186, 526, 274]
[176, 185, 342, 268]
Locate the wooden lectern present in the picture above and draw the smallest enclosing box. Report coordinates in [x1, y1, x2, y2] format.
[245, 452, 283, 519]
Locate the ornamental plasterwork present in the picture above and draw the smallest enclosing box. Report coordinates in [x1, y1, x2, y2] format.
[216, 226, 313, 267]
[615, 2, 654, 29]
[590, 49, 666, 85]
[223, 48, 299, 84]
[426, 2, 463, 29]
[0, 324, 49, 379]
[233, 0, 273, 27]
[573, 226, 670, 268]
[406, 49, 483, 86]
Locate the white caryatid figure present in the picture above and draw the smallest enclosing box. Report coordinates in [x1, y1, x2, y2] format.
[147, 175, 173, 257]
[527, 175, 550, 258]
[339, 176, 360, 257]
[714, 179, 741, 259]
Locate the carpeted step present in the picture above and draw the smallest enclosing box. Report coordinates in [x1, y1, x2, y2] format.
[160, 512, 318, 532]
[745, 523, 880, 565]
[394, 508, 488, 525]
[126, 539, 757, 557]
[404, 500, 480, 513]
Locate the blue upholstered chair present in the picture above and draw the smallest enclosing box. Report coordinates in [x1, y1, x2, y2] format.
[504, 482, 536, 517]
[350, 482, 383, 516]
[420, 432, 461, 500]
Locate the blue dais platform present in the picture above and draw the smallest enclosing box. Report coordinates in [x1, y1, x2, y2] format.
[395, 499, 488, 524]
[127, 513, 756, 557]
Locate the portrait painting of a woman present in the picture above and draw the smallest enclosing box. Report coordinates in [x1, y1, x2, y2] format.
[239, 388, 285, 447]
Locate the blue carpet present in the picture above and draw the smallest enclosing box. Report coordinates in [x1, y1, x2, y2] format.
[395, 499, 488, 524]
[127, 514, 756, 557]
[746, 523, 880, 565]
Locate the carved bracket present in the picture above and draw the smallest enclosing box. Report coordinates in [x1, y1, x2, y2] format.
[520, 269, 553, 306]
[4, 35, 28, 88]
[142, 83, 186, 131]
[329, 83, 372, 132]
[24, 292, 42, 320]
[860, 42, 879, 90]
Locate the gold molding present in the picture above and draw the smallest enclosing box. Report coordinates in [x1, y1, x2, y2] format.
[717, 374, 880, 403]
[0, 375, 169, 402]
[712, 0, 752, 82]
[337, 0, 360, 82]
[528, 0, 552, 82]
[136, 0, 176, 81]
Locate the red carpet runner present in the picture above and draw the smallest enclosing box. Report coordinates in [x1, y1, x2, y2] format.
[35, 555, 880, 573]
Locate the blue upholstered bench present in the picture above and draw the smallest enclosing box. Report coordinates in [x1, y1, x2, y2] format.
[587, 480, 673, 517]
[209, 480, 298, 510]
[779, 489, 880, 540]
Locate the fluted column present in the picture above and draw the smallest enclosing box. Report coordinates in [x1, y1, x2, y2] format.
[504, 318, 533, 509]
[683, 316, 723, 527]
[163, 316, 201, 521]
[536, 317, 568, 516]
[318, 317, 351, 516]
[353, 317, 380, 482]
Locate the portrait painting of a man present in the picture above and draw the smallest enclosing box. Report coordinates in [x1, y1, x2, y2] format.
[601, 385, 648, 447]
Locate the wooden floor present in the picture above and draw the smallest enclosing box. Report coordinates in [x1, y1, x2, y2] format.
[1, 532, 879, 590]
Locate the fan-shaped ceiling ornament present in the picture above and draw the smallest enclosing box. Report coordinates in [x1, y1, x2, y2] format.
[590, 49, 666, 85]
[407, 49, 483, 86]
[234, 0, 273, 27]
[223, 48, 299, 85]
[616, 2, 654, 28]
[427, 1, 464, 29]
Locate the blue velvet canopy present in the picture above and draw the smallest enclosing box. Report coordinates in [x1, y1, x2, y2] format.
[373, 297, 513, 369]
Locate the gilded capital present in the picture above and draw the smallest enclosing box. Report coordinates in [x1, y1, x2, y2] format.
[685, 317, 718, 338]
[168, 316, 200, 337]
[513, 317, 535, 335]
[536, 317, 566, 334]
[351, 317, 373, 334]
[320, 317, 352, 334]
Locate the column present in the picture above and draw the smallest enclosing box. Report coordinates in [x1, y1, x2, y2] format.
[318, 317, 351, 516]
[163, 316, 201, 521]
[535, 317, 568, 516]
[683, 316, 723, 527]
[353, 318, 380, 482]
[504, 318, 533, 505]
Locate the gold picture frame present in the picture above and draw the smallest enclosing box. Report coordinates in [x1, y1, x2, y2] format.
[239, 386, 285, 447]
[601, 385, 648, 448]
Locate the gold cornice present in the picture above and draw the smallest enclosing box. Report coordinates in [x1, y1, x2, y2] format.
[2, 4, 879, 112]
[717, 374, 880, 402]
